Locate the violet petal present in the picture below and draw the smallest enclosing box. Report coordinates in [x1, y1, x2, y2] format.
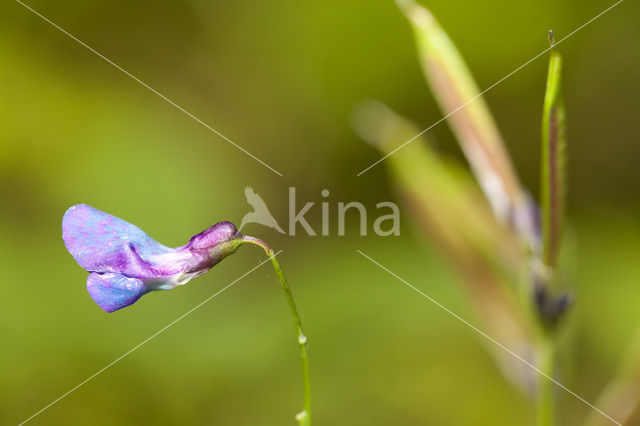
[87, 272, 148, 313]
[62, 204, 185, 278]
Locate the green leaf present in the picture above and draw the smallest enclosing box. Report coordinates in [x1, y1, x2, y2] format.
[541, 46, 567, 271]
[353, 101, 536, 389]
[353, 100, 527, 273]
[396, 0, 527, 227]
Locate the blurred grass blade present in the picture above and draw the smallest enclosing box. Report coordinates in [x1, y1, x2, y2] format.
[541, 40, 567, 271]
[584, 329, 640, 426]
[353, 101, 535, 389]
[397, 0, 537, 248]
[353, 101, 518, 267]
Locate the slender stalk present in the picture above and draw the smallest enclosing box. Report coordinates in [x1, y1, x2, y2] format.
[541, 46, 566, 270]
[536, 333, 555, 426]
[535, 34, 565, 426]
[241, 236, 311, 426]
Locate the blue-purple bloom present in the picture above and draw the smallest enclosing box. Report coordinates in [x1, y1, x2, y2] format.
[62, 204, 243, 313]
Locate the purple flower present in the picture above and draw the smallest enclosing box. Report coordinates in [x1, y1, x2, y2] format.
[62, 204, 243, 313]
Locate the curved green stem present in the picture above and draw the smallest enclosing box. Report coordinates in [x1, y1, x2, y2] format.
[241, 236, 311, 426]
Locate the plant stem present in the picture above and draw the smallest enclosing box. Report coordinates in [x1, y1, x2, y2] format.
[241, 236, 311, 426]
[536, 333, 555, 426]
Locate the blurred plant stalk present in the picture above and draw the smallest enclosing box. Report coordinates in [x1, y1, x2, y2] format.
[396, 0, 539, 252]
[353, 101, 536, 390]
[584, 329, 640, 426]
[541, 36, 567, 274]
[535, 32, 568, 426]
[355, 2, 575, 425]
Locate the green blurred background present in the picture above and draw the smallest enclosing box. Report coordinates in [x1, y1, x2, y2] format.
[1, 0, 638, 424]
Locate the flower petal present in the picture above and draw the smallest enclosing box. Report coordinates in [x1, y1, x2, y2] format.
[87, 272, 147, 313]
[62, 204, 185, 278]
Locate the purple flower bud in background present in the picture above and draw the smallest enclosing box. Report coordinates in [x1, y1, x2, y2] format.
[62, 204, 243, 313]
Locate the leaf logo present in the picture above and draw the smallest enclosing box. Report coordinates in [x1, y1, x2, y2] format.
[239, 187, 285, 233]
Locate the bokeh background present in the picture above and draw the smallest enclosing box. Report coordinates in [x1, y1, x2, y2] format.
[1, 0, 638, 424]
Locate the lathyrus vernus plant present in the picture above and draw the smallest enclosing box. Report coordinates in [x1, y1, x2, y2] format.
[355, 1, 572, 425]
[62, 204, 311, 426]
